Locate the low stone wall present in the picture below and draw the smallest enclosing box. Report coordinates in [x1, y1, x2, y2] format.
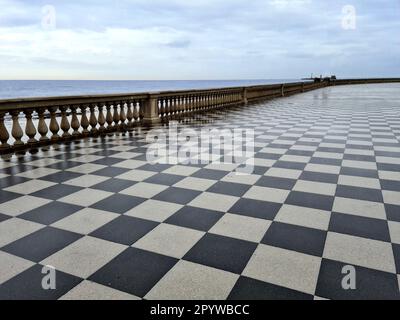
[0, 78, 399, 154]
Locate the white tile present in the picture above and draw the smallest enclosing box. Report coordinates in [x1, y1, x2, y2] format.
[342, 160, 377, 171]
[389, 221, 400, 244]
[17, 167, 59, 179]
[116, 169, 156, 182]
[162, 165, 200, 176]
[338, 175, 381, 190]
[52, 208, 118, 235]
[323, 232, 396, 273]
[210, 213, 271, 242]
[0, 251, 35, 285]
[70, 155, 104, 163]
[265, 168, 302, 179]
[189, 192, 239, 212]
[133, 224, 204, 258]
[173, 177, 217, 191]
[60, 280, 139, 300]
[113, 160, 147, 169]
[67, 163, 107, 174]
[280, 155, 311, 163]
[332, 197, 386, 220]
[260, 147, 287, 155]
[304, 164, 341, 175]
[243, 244, 321, 295]
[4, 180, 56, 194]
[120, 182, 168, 198]
[313, 152, 343, 160]
[376, 156, 400, 165]
[25, 158, 62, 167]
[58, 189, 112, 207]
[41, 236, 127, 278]
[275, 205, 331, 231]
[378, 171, 400, 181]
[145, 260, 238, 300]
[382, 190, 400, 206]
[244, 186, 289, 204]
[63, 174, 109, 188]
[125, 199, 183, 222]
[0, 218, 44, 247]
[221, 172, 261, 185]
[0, 195, 51, 216]
[293, 180, 337, 196]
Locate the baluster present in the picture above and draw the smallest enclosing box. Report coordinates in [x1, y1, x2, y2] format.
[37, 108, 49, 141]
[139, 100, 145, 120]
[0, 112, 10, 150]
[89, 104, 98, 134]
[119, 101, 127, 131]
[10, 111, 24, 147]
[106, 103, 113, 133]
[126, 100, 134, 131]
[80, 105, 90, 135]
[70, 106, 80, 137]
[48, 107, 60, 141]
[113, 102, 120, 132]
[98, 103, 106, 133]
[59, 106, 71, 138]
[24, 109, 37, 145]
[133, 101, 139, 123]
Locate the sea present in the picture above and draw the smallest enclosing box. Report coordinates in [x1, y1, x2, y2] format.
[0, 80, 301, 99]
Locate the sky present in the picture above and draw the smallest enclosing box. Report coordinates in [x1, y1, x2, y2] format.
[0, 0, 399, 80]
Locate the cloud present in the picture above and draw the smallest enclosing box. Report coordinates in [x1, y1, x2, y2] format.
[0, 0, 399, 79]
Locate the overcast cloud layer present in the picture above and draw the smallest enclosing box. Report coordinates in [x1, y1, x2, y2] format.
[0, 0, 399, 79]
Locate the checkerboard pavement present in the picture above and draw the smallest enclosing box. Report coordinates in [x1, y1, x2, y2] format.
[1, 84, 400, 300]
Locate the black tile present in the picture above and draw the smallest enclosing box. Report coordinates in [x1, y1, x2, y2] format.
[0, 264, 82, 300]
[45, 161, 83, 170]
[261, 222, 326, 256]
[317, 147, 345, 154]
[329, 212, 390, 242]
[0, 164, 36, 175]
[40, 171, 82, 183]
[228, 276, 313, 300]
[31, 184, 83, 200]
[286, 191, 334, 211]
[381, 180, 400, 192]
[91, 178, 136, 193]
[255, 153, 281, 160]
[393, 244, 400, 274]
[310, 157, 342, 166]
[19, 201, 83, 225]
[191, 169, 228, 180]
[385, 204, 400, 222]
[90, 216, 158, 245]
[89, 247, 178, 297]
[299, 171, 338, 184]
[0, 213, 11, 222]
[137, 163, 173, 172]
[144, 173, 185, 186]
[377, 163, 400, 172]
[92, 156, 124, 166]
[251, 166, 269, 175]
[165, 206, 222, 232]
[0, 190, 21, 204]
[184, 233, 257, 274]
[91, 194, 145, 214]
[340, 167, 378, 179]
[0, 176, 30, 188]
[153, 187, 201, 205]
[316, 259, 400, 300]
[206, 181, 250, 197]
[343, 154, 376, 162]
[286, 150, 314, 157]
[2, 227, 82, 262]
[273, 161, 306, 170]
[255, 176, 296, 190]
[229, 199, 281, 220]
[91, 167, 130, 177]
[335, 185, 383, 203]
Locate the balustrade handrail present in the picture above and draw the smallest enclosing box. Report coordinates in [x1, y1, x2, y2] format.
[0, 78, 399, 154]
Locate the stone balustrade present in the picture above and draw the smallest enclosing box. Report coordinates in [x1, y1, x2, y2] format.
[1, 78, 399, 154]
